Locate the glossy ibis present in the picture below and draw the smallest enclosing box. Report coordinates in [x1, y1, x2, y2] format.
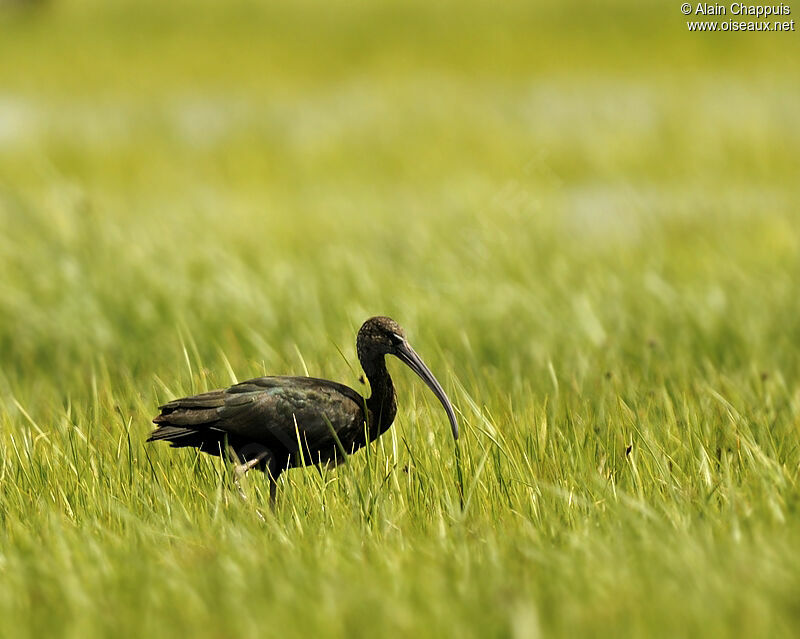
[148, 316, 458, 503]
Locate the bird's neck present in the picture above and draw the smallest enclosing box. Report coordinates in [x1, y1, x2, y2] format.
[362, 354, 397, 436]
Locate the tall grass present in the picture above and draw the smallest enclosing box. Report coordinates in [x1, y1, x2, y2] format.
[1, 1, 799, 636]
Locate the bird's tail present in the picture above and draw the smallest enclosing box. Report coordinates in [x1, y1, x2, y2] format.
[148, 390, 231, 453]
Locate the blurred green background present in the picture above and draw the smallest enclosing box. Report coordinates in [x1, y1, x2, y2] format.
[1, 1, 799, 637]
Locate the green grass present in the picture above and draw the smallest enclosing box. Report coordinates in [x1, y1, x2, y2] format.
[1, 1, 800, 636]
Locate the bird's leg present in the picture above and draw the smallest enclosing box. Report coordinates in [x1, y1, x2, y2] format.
[233, 443, 279, 512]
[268, 471, 278, 507]
[234, 443, 273, 477]
[235, 453, 270, 477]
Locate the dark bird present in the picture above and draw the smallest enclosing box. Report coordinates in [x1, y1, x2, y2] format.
[148, 316, 458, 503]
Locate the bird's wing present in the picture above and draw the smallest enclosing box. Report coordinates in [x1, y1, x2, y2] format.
[152, 376, 367, 457]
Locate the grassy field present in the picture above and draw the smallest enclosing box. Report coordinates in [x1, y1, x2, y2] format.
[1, 1, 800, 636]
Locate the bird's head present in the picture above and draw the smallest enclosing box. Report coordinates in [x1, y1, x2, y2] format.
[357, 316, 459, 440]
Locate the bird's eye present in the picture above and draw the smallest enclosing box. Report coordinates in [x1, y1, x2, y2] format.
[390, 332, 404, 345]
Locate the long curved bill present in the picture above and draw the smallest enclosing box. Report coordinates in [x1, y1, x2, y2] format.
[395, 341, 459, 440]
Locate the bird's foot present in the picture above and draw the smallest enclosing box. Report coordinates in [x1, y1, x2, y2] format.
[234, 455, 265, 478]
[232, 444, 275, 517]
[233, 443, 273, 477]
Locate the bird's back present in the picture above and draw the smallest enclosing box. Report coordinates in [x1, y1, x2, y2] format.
[149, 376, 370, 468]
